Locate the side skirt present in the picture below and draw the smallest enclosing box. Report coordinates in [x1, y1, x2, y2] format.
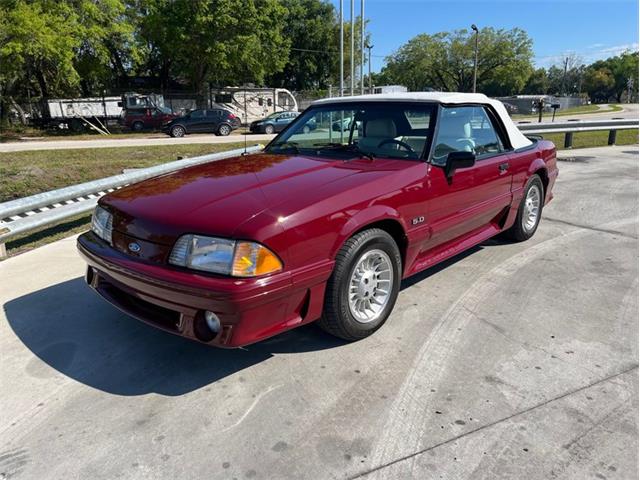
[404, 223, 502, 278]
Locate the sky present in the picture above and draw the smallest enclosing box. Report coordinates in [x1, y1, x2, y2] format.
[328, 0, 639, 72]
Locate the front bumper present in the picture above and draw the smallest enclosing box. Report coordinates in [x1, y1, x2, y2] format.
[77, 232, 333, 348]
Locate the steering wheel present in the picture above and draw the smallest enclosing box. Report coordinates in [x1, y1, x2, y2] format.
[455, 138, 476, 152]
[377, 138, 416, 155]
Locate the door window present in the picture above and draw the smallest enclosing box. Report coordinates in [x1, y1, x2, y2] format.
[432, 106, 504, 165]
[190, 110, 205, 119]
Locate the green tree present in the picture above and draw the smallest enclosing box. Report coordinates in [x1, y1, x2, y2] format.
[73, 0, 136, 95]
[523, 67, 549, 94]
[589, 51, 638, 102]
[266, 0, 336, 91]
[0, 0, 135, 122]
[583, 68, 615, 103]
[379, 27, 533, 95]
[137, 0, 290, 97]
[0, 0, 82, 107]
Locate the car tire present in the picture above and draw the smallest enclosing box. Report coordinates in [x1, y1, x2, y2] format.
[264, 125, 275, 135]
[505, 174, 544, 242]
[302, 125, 311, 134]
[170, 125, 186, 138]
[218, 124, 231, 136]
[318, 228, 402, 341]
[132, 121, 144, 131]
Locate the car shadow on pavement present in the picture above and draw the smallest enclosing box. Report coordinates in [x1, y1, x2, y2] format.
[4, 277, 345, 397]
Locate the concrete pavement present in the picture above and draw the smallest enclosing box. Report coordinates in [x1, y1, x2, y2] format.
[0, 146, 638, 479]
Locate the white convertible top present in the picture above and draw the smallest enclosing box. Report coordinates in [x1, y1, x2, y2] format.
[312, 92, 532, 149]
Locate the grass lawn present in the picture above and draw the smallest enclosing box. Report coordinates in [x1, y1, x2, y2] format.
[513, 104, 624, 120]
[540, 128, 638, 150]
[0, 142, 246, 202]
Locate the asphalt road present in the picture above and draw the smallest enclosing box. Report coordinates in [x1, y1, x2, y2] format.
[0, 132, 276, 153]
[515, 103, 639, 124]
[0, 146, 638, 480]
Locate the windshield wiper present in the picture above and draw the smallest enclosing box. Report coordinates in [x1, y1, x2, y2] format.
[312, 143, 374, 161]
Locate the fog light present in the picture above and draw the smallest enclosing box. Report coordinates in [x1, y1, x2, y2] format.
[204, 311, 221, 334]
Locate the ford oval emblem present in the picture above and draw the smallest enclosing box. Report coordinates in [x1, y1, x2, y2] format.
[128, 242, 141, 253]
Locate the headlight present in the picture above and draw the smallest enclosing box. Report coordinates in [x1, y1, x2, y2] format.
[91, 205, 113, 244]
[168, 235, 283, 277]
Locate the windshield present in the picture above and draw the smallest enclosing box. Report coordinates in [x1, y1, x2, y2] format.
[266, 102, 436, 160]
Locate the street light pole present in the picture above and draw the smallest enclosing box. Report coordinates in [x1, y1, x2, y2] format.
[350, 0, 355, 96]
[471, 24, 479, 93]
[366, 44, 373, 94]
[360, 0, 365, 95]
[339, 0, 344, 97]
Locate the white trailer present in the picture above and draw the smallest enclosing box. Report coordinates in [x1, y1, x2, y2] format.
[210, 87, 298, 125]
[373, 85, 408, 94]
[46, 96, 123, 132]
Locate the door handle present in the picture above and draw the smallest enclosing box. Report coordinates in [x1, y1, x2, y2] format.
[498, 162, 509, 172]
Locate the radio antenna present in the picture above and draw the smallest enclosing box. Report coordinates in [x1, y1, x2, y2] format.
[243, 89, 248, 155]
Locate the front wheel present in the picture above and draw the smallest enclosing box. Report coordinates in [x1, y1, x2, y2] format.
[318, 229, 402, 341]
[170, 125, 186, 138]
[505, 175, 544, 242]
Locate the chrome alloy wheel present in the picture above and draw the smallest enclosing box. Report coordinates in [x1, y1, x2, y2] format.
[348, 249, 394, 324]
[522, 184, 541, 232]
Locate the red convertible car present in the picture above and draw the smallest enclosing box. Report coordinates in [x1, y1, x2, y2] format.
[78, 93, 558, 348]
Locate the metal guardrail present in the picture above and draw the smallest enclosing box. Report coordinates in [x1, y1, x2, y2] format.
[0, 145, 263, 258]
[518, 119, 637, 148]
[0, 118, 637, 258]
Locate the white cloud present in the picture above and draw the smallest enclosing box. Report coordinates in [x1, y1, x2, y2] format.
[535, 43, 639, 67]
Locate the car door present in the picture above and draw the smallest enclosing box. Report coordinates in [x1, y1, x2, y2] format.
[206, 110, 223, 132]
[187, 110, 207, 132]
[424, 105, 513, 249]
[274, 113, 291, 132]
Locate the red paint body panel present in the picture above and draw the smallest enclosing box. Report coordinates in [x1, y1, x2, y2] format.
[79, 115, 558, 347]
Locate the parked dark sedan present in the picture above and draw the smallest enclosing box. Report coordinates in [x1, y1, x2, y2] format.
[163, 109, 240, 137]
[249, 111, 304, 134]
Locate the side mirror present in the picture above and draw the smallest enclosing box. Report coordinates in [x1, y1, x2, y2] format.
[444, 151, 475, 178]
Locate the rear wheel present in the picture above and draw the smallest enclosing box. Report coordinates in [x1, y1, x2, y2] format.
[132, 121, 144, 131]
[170, 125, 186, 138]
[318, 229, 401, 341]
[264, 124, 275, 135]
[505, 175, 544, 242]
[302, 125, 311, 134]
[218, 124, 231, 136]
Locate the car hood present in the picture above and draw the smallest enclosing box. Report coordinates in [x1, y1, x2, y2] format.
[102, 153, 371, 245]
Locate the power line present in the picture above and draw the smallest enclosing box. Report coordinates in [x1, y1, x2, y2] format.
[290, 47, 387, 58]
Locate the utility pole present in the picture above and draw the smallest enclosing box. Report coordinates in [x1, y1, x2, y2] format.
[627, 77, 634, 103]
[561, 56, 569, 96]
[471, 24, 479, 93]
[350, 0, 355, 96]
[366, 44, 373, 94]
[339, 0, 344, 97]
[360, 0, 365, 95]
